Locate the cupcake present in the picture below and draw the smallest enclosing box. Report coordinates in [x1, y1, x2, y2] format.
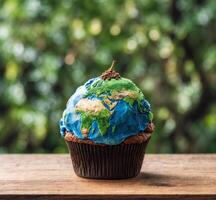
[59, 61, 154, 179]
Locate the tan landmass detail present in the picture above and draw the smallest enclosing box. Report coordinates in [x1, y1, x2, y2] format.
[110, 90, 138, 100]
[109, 102, 117, 110]
[88, 98, 115, 112]
[76, 91, 138, 114]
[81, 128, 88, 138]
[103, 98, 111, 105]
[75, 98, 107, 113]
[101, 90, 138, 111]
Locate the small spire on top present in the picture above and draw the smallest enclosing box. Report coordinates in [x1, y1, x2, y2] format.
[101, 60, 121, 80]
[109, 60, 116, 71]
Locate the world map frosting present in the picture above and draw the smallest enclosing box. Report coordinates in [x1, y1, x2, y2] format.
[59, 63, 153, 145]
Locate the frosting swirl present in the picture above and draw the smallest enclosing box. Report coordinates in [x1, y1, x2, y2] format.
[59, 64, 153, 145]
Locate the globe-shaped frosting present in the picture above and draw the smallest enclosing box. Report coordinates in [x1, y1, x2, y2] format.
[59, 75, 153, 145]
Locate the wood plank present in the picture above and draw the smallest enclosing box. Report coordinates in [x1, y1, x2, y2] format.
[0, 154, 215, 199]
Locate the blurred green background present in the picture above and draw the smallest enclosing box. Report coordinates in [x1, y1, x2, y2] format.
[0, 0, 215, 153]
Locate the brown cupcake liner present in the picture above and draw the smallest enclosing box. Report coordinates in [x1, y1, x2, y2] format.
[66, 137, 150, 179]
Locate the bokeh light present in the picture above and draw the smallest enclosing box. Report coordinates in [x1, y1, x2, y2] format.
[0, 0, 215, 153]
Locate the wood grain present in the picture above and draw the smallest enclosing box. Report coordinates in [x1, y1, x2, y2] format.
[0, 154, 216, 199]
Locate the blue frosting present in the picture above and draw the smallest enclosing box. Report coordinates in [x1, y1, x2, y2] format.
[59, 77, 153, 145]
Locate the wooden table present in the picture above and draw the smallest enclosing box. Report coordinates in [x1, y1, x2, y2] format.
[0, 154, 215, 199]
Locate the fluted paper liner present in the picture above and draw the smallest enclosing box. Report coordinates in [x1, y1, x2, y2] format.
[66, 138, 150, 179]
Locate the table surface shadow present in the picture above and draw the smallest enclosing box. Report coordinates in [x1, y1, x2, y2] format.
[0, 154, 216, 200]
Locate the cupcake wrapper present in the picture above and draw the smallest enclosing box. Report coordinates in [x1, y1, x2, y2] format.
[66, 138, 150, 179]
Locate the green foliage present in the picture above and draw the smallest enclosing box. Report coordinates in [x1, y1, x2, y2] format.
[0, 0, 215, 153]
[77, 109, 110, 136]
